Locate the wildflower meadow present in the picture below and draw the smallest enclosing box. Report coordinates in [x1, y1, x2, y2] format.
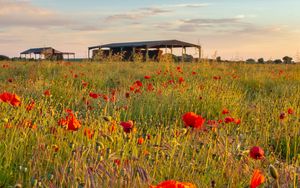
[0, 60, 300, 187]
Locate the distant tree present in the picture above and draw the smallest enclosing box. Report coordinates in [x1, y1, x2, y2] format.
[273, 59, 283, 64]
[0, 55, 9, 61]
[258, 58, 264, 64]
[246, 58, 256, 64]
[266, 60, 273, 64]
[216, 56, 222, 62]
[282, 56, 293, 64]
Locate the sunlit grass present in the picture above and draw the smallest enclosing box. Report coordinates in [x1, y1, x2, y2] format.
[0, 61, 299, 187]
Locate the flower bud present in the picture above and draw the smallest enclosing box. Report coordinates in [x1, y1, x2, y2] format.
[269, 165, 279, 180]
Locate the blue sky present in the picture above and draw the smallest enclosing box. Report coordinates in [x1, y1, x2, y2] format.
[1, 0, 299, 60]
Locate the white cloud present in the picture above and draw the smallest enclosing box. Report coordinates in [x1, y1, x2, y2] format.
[0, 0, 73, 28]
[172, 3, 210, 8]
[105, 7, 171, 22]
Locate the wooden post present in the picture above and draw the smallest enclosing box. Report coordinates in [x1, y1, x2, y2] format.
[120, 48, 123, 61]
[132, 47, 136, 61]
[181, 46, 184, 62]
[165, 45, 167, 53]
[88, 49, 90, 60]
[146, 47, 149, 62]
[198, 46, 201, 62]
[170, 46, 173, 54]
[109, 49, 112, 60]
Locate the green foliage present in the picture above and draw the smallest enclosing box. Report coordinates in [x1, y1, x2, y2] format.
[0, 55, 10, 61]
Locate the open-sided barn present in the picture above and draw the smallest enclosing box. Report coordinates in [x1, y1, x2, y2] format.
[20, 47, 75, 60]
[88, 40, 201, 62]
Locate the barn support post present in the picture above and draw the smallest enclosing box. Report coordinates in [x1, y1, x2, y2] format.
[88, 49, 90, 60]
[170, 46, 173, 55]
[145, 47, 149, 62]
[165, 45, 167, 53]
[132, 47, 136, 61]
[109, 48, 112, 61]
[181, 46, 184, 62]
[120, 48, 123, 61]
[198, 46, 201, 62]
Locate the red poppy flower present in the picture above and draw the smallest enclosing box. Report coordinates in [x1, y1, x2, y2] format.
[10, 94, 21, 107]
[144, 75, 151, 79]
[234, 119, 241, 125]
[177, 66, 183, 73]
[135, 80, 143, 87]
[114, 159, 121, 166]
[66, 113, 81, 131]
[279, 112, 286, 120]
[178, 77, 185, 84]
[250, 146, 264, 160]
[89, 92, 99, 99]
[120, 120, 134, 133]
[222, 108, 229, 114]
[58, 111, 81, 131]
[250, 169, 265, 188]
[0, 92, 21, 107]
[224, 116, 235, 123]
[102, 95, 109, 101]
[213, 76, 221, 80]
[287, 108, 294, 115]
[192, 71, 197, 75]
[84, 128, 95, 139]
[7, 78, 13, 83]
[82, 80, 88, 88]
[44, 90, 51, 96]
[26, 101, 35, 111]
[125, 92, 130, 98]
[137, 137, 144, 145]
[182, 112, 206, 129]
[150, 180, 196, 188]
[147, 83, 154, 91]
[130, 86, 135, 91]
[147, 134, 151, 140]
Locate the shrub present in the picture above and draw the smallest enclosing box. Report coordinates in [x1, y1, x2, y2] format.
[0, 55, 9, 61]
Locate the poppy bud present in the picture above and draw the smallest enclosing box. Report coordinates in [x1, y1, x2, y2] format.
[269, 165, 279, 180]
[14, 184, 22, 188]
[103, 116, 112, 122]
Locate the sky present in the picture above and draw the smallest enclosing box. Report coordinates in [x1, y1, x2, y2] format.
[0, 0, 300, 61]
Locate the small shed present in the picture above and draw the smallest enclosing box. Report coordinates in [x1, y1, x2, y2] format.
[20, 47, 75, 60]
[88, 40, 201, 62]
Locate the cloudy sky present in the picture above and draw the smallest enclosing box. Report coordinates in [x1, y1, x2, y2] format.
[0, 0, 299, 60]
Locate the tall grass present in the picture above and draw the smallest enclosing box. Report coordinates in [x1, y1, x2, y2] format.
[0, 61, 299, 187]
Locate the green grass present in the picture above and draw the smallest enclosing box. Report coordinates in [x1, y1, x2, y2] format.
[0, 61, 299, 187]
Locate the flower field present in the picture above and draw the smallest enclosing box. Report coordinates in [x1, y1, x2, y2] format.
[0, 61, 300, 187]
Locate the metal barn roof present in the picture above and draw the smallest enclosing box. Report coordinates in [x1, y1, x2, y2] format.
[21, 47, 59, 54]
[88, 40, 200, 50]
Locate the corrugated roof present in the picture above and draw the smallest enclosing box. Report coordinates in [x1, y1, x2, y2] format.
[20, 47, 74, 55]
[21, 47, 60, 54]
[89, 40, 200, 50]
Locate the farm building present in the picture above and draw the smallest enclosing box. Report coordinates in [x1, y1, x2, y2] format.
[20, 47, 75, 60]
[88, 40, 201, 62]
